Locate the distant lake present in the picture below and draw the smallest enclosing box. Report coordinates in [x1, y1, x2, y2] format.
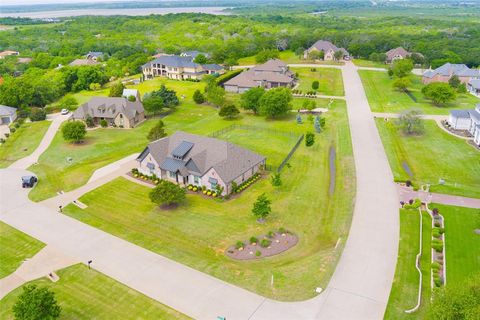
[0, 7, 231, 18]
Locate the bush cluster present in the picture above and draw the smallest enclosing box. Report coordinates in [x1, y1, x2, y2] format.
[432, 239, 444, 253]
[305, 91, 317, 96]
[202, 187, 218, 198]
[291, 89, 303, 95]
[131, 168, 160, 184]
[403, 198, 421, 210]
[187, 184, 200, 192]
[260, 238, 271, 248]
[234, 173, 260, 193]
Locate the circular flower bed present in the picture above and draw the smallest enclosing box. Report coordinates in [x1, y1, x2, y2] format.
[226, 229, 298, 260]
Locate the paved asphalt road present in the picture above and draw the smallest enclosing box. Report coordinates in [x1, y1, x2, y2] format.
[0, 63, 399, 319]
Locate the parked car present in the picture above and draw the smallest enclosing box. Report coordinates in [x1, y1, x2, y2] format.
[60, 109, 69, 115]
[21, 175, 37, 188]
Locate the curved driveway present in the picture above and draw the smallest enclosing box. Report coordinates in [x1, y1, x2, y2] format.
[0, 63, 399, 319]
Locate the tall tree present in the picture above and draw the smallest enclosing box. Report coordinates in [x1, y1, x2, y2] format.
[193, 54, 207, 64]
[255, 49, 279, 63]
[393, 77, 411, 92]
[422, 82, 456, 106]
[108, 81, 125, 97]
[143, 95, 164, 116]
[205, 84, 226, 107]
[62, 121, 86, 143]
[13, 285, 61, 320]
[334, 50, 344, 61]
[240, 87, 265, 114]
[390, 59, 414, 78]
[259, 87, 292, 118]
[193, 89, 205, 104]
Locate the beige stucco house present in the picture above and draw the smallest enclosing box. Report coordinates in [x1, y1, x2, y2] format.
[137, 131, 266, 195]
[71, 96, 145, 128]
[142, 55, 224, 80]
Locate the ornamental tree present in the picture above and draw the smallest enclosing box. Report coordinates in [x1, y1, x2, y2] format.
[147, 120, 167, 141]
[259, 87, 292, 118]
[149, 180, 186, 207]
[393, 77, 411, 92]
[143, 95, 164, 116]
[193, 89, 205, 104]
[305, 131, 315, 147]
[219, 104, 240, 119]
[62, 121, 86, 143]
[397, 109, 424, 135]
[193, 54, 208, 64]
[312, 80, 319, 90]
[252, 193, 271, 222]
[13, 285, 61, 320]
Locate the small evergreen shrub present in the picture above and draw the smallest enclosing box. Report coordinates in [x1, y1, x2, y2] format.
[260, 239, 271, 248]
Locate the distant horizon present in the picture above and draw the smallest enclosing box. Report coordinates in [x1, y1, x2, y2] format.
[1, 0, 195, 6]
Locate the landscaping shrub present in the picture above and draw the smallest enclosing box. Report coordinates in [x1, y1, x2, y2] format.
[10, 127, 16, 133]
[403, 198, 421, 210]
[432, 208, 439, 216]
[305, 132, 315, 147]
[432, 239, 444, 252]
[235, 241, 245, 249]
[255, 250, 261, 257]
[267, 231, 275, 238]
[249, 237, 258, 244]
[260, 239, 271, 248]
[406, 180, 412, 187]
[100, 119, 108, 128]
[29, 107, 46, 122]
[14, 122, 21, 129]
[431, 262, 441, 272]
[279, 227, 287, 234]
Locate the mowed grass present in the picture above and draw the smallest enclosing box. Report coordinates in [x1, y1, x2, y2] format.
[216, 127, 300, 168]
[0, 121, 51, 168]
[0, 264, 189, 320]
[28, 120, 156, 202]
[359, 70, 480, 115]
[237, 50, 345, 65]
[352, 59, 387, 69]
[385, 210, 431, 320]
[0, 222, 45, 279]
[433, 204, 480, 285]
[291, 67, 344, 96]
[63, 101, 356, 301]
[376, 119, 480, 198]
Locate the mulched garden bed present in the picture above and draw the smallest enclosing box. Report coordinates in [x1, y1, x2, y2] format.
[126, 171, 157, 186]
[441, 120, 473, 138]
[226, 231, 298, 260]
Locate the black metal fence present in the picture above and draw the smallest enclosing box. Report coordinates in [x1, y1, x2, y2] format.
[277, 134, 304, 173]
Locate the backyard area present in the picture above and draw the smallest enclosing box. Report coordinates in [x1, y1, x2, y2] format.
[0, 222, 45, 279]
[360, 70, 480, 114]
[62, 101, 356, 301]
[291, 67, 344, 97]
[0, 264, 189, 319]
[0, 121, 51, 168]
[236, 50, 344, 66]
[352, 59, 388, 69]
[385, 210, 431, 320]
[376, 119, 480, 198]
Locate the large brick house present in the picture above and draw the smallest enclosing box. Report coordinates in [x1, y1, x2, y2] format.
[141, 55, 223, 80]
[422, 63, 480, 84]
[71, 96, 145, 128]
[224, 59, 295, 93]
[303, 40, 349, 61]
[137, 131, 266, 195]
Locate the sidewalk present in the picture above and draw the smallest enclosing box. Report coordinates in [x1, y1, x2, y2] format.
[0, 245, 78, 299]
[398, 185, 480, 209]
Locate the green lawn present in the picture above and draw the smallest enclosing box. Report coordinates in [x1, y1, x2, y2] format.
[63, 100, 355, 301]
[433, 204, 480, 285]
[360, 70, 480, 114]
[0, 121, 51, 168]
[291, 67, 344, 96]
[353, 59, 387, 69]
[376, 119, 480, 198]
[0, 264, 189, 320]
[385, 210, 432, 320]
[237, 50, 345, 66]
[0, 222, 45, 279]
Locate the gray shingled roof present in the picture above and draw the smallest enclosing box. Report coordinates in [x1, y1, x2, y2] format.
[225, 59, 294, 88]
[450, 109, 471, 119]
[308, 40, 349, 56]
[138, 131, 265, 183]
[423, 63, 480, 78]
[142, 55, 222, 72]
[468, 79, 480, 89]
[386, 47, 410, 59]
[0, 105, 16, 116]
[72, 97, 144, 121]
